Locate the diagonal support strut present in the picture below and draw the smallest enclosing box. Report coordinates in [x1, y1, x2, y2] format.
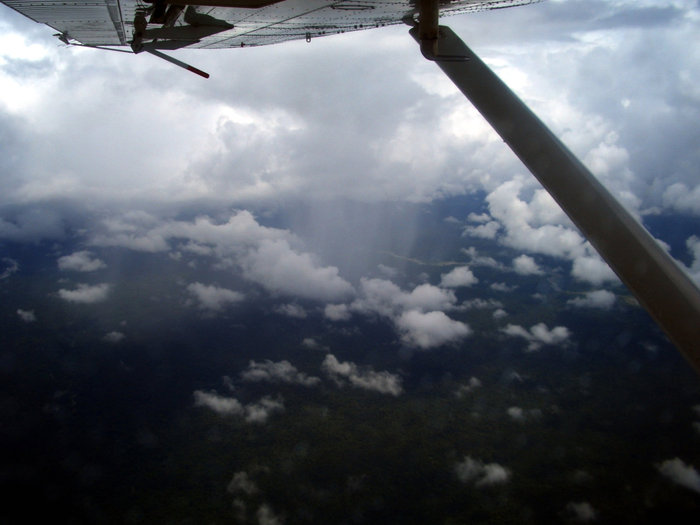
[411, 24, 700, 373]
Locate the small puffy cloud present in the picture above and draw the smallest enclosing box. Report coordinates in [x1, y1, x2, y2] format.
[352, 278, 457, 317]
[513, 255, 543, 275]
[1, 258, 19, 280]
[301, 337, 326, 350]
[256, 504, 283, 525]
[57, 251, 106, 272]
[463, 220, 501, 239]
[322, 354, 403, 396]
[242, 238, 354, 302]
[493, 308, 508, 319]
[507, 406, 525, 422]
[454, 456, 511, 487]
[193, 391, 284, 423]
[571, 255, 618, 285]
[240, 360, 320, 387]
[685, 236, 700, 285]
[16, 309, 36, 322]
[396, 310, 471, 349]
[324, 303, 351, 321]
[440, 266, 478, 288]
[227, 471, 258, 495]
[187, 282, 244, 311]
[103, 331, 125, 343]
[275, 303, 307, 318]
[467, 212, 491, 224]
[58, 283, 110, 304]
[565, 502, 597, 522]
[490, 282, 517, 292]
[455, 377, 481, 397]
[507, 406, 541, 422]
[502, 322, 571, 351]
[657, 458, 700, 494]
[568, 290, 616, 309]
[461, 298, 503, 310]
[377, 264, 398, 278]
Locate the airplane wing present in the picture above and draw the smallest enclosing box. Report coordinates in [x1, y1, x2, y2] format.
[0, 0, 537, 50]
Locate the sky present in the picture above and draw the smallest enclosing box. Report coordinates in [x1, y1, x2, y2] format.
[3, 3, 700, 519]
[1, 0, 700, 311]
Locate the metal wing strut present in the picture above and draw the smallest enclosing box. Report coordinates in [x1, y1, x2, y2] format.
[411, 17, 700, 373]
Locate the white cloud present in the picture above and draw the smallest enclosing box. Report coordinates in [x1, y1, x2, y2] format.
[241, 238, 353, 302]
[463, 220, 501, 239]
[439, 266, 478, 288]
[275, 303, 307, 318]
[396, 310, 471, 349]
[657, 458, 700, 494]
[493, 308, 508, 319]
[240, 360, 320, 387]
[187, 282, 244, 311]
[350, 278, 469, 348]
[568, 290, 616, 309]
[324, 303, 351, 321]
[685, 236, 700, 285]
[490, 282, 517, 292]
[455, 377, 482, 397]
[16, 309, 36, 322]
[256, 504, 283, 525]
[571, 255, 618, 285]
[193, 390, 284, 423]
[502, 322, 571, 351]
[506, 406, 525, 422]
[454, 456, 511, 487]
[513, 254, 542, 275]
[103, 331, 125, 343]
[322, 354, 403, 396]
[57, 283, 110, 303]
[227, 471, 258, 495]
[57, 250, 106, 272]
[1, 258, 19, 279]
[565, 502, 597, 523]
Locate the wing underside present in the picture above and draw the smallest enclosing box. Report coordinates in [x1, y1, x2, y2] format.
[1, 0, 537, 50]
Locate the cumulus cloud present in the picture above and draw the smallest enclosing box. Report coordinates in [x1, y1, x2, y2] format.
[565, 502, 597, 522]
[103, 331, 125, 343]
[657, 458, 700, 494]
[324, 303, 351, 321]
[506, 406, 542, 422]
[455, 377, 481, 397]
[571, 255, 618, 285]
[685, 236, 700, 285]
[57, 283, 110, 304]
[502, 322, 571, 351]
[240, 360, 320, 387]
[513, 254, 543, 275]
[568, 290, 616, 309]
[90, 211, 354, 303]
[275, 303, 307, 318]
[1, 258, 19, 280]
[322, 354, 403, 396]
[439, 266, 478, 288]
[490, 282, 517, 292]
[493, 308, 508, 319]
[57, 250, 106, 272]
[454, 456, 511, 487]
[350, 278, 470, 348]
[396, 310, 471, 349]
[187, 282, 244, 311]
[241, 238, 354, 302]
[193, 390, 284, 423]
[227, 471, 258, 495]
[16, 309, 36, 322]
